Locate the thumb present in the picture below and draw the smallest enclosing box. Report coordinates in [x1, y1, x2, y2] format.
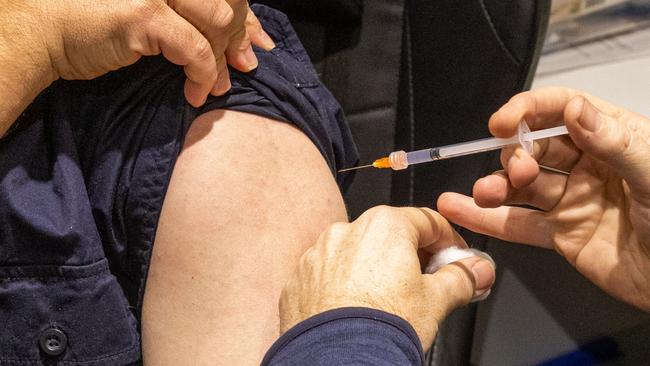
[565, 96, 650, 197]
[424, 256, 495, 321]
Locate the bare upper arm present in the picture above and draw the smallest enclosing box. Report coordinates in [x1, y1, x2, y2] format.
[142, 109, 347, 365]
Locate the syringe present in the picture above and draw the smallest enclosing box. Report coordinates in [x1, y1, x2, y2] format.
[339, 122, 569, 172]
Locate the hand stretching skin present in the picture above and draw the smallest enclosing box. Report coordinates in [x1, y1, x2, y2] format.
[279, 206, 496, 349]
[0, 0, 275, 136]
[438, 86, 650, 312]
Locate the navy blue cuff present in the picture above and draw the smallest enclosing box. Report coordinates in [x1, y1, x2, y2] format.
[262, 307, 424, 366]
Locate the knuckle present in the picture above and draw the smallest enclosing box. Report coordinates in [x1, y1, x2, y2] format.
[191, 36, 213, 61]
[426, 208, 446, 224]
[319, 222, 348, 244]
[245, 10, 262, 29]
[610, 107, 625, 120]
[366, 205, 398, 220]
[121, 2, 167, 54]
[558, 85, 576, 96]
[229, 0, 249, 18]
[591, 114, 634, 160]
[509, 91, 531, 107]
[207, 2, 232, 29]
[328, 222, 348, 236]
[435, 266, 475, 307]
[203, 2, 220, 25]
[132, 0, 167, 21]
[214, 53, 228, 69]
[301, 246, 319, 265]
[231, 28, 251, 50]
[616, 121, 633, 153]
[214, 3, 235, 27]
[359, 206, 421, 242]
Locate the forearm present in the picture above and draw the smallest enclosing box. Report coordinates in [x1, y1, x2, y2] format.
[0, 2, 56, 136]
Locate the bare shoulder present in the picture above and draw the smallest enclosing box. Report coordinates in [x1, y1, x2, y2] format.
[142, 109, 347, 365]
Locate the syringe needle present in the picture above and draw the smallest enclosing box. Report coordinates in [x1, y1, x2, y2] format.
[338, 157, 392, 172]
[338, 164, 374, 172]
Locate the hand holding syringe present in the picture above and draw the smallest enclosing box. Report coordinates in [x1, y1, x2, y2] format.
[339, 122, 569, 173]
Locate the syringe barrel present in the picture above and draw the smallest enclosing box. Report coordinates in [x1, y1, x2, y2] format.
[405, 148, 435, 165]
[396, 123, 569, 169]
[436, 135, 519, 159]
[402, 136, 518, 166]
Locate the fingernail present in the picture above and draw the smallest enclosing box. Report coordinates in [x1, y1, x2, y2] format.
[243, 46, 258, 71]
[471, 260, 495, 292]
[578, 98, 601, 132]
[472, 288, 491, 302]
[259, 31, 276, 51]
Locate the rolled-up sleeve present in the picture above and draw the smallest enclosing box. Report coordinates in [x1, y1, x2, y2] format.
[262, 307, 424, 366]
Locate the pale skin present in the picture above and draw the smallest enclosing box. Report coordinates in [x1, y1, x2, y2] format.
[438, 86, 650, 312]
[142, 110, 348, 364]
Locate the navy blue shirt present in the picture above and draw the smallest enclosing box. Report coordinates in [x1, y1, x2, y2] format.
[262, 307, 424, 366]
[0, 5, 358, 364]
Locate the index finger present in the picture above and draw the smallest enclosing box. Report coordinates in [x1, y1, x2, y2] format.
[438, 192, 554, 248]
[489, 87, 623, 138]
[144, 7, 218, 106]
[167, 0, 237, 95]
[396, 207, 467, 253]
